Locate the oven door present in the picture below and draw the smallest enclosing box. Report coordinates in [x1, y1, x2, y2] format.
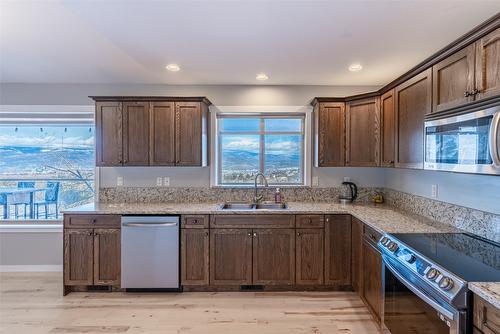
[383, 256, 467, 334]
[424, 106, 500, 175]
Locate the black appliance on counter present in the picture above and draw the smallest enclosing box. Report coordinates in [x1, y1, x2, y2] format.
[379, 232, 500, 334]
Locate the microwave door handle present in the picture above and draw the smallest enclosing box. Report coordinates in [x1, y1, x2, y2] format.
[490, 111, 500, 167]
[383, 257, 456, 321]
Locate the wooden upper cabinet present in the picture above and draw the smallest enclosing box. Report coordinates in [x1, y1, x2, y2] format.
[476, 26, 500, 100]
[314, 102, 345, 167]
[93, 228, 120, 286]
[175, 102, 207, 166]
[95, 102, 122, 166]
[150, 102, 175, 165]
[181, 228, 209, 285]
[252, 229, 295, 285]
[395, 68, 432, 169]
[380, 90, 395, 167]
[122, 102, 150, 166]
[345, 97, 380, 167]
[296, 228, 324, 285]
[432, 44, 476, 113]
[64, 229, 94, 286]
[324, 215, 352, 286]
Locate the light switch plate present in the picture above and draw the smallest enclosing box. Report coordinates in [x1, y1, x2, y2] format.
[343, 176, 351, 182]
[156, 177, 163, 186]
[163, 177, 170, 187]
[312, 176, 319, 186]
[431, 184, 438, 198]
[117, 176, 124, 186]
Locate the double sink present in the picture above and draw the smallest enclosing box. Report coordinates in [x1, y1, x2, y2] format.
[220, 201, 288, 210]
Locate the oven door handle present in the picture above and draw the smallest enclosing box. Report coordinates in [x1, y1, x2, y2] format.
[489, 111, 500, 167]
[384, 257, 456, 321]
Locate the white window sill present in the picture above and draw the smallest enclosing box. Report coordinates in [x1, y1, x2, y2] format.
[0, 224, 63, 233]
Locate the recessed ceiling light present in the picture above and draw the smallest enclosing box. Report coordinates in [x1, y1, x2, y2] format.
[348, 63, 363, 72]
[165, 64, 180, 72]
[256, 73, 269, 81]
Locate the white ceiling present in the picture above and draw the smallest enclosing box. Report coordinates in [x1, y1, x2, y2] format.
[1, 0, 499, 86]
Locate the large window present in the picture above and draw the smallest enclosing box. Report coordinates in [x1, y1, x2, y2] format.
[0, 109, 95, 221]
[216, 113, 305, 185]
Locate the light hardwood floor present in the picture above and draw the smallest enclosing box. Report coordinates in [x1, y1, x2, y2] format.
[0, 273, 380, 334]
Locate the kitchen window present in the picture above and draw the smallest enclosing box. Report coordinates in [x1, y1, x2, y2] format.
[0, 106, 95, 222]
[213, 111, 308, 186]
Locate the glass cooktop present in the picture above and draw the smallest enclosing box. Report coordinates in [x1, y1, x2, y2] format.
[390, 233, 500, 282]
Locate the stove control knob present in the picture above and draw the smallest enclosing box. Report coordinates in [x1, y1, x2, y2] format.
[439, 277, 454, 291]
[388, 242, 399, 252]
[403, 253, 416, 264]
[426, 268, 440, 281]
[381, 237, 389, 245]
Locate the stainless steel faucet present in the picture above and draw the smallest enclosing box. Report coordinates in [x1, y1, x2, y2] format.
[253, 172, 269, 204]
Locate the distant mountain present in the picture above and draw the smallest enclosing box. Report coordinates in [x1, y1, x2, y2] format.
[222, 149, 299, 170]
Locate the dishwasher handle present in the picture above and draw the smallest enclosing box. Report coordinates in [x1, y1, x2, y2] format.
[122, 222, 178, 228]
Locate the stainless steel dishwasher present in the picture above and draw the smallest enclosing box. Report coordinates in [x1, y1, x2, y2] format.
[121, 216, 180, 290]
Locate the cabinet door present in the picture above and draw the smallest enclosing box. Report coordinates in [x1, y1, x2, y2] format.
[150, 102, 175, 165]
[363, 239, 382, 324]
[253, 229, 295, 285]
[93, 229, 121, 286]
[351, 217, 363, 293]
[324, 215, 351, 285]
[64, 229, 94, 286]
[473, 293, 500, 334]
[296, 228, 324, 285]
[181, 229, 209, 285]
[380, 90, 395, 167]
[395, 68, 432, 169]
[175, 102, 202, 166]
[315, 102, 345, 166]
[432, 44, 475, 113]
[475, 27, 500, 101]
[210, 229, 252, 285]
[122, 102, 150, 165]
[345, 97, 380, 166]
[95, 101, 122, 166]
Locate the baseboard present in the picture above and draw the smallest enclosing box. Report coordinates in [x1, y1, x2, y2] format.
[0, 265, 63, 272]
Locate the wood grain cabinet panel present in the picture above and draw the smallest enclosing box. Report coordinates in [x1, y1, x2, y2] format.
[296, 215, 324, 228]
[149, 102, 175, 165]
[362, 238, 382, 325]
[182, 215, 209, 228]
[324, 215, 352, 285]
[315, 102, 345, 167]
[476, 27, 500, 101]
[64, 229, 94, 286]
[473, 294, 500, 334]
[351, 217, 363, 293]
[395, 68, 432, 169]
[64, 215, 121, 229]
[93, 229, 120, 286]
[252, 229, 295, 285]
[95, 102, 122, 166]
[432, 44, 476, 113]
[345, 97, 380, 167]
[122, 102, 150, 165]
[210, 229, 253, 285]
[380, 90, 395, 167]
[296, 228, 324, 285]
[181, 229, 209, 285]
[175, 102, 203, 166]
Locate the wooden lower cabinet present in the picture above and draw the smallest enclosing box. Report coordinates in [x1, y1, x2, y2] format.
[362, 237, 383, 324]
[253, 229, 295, 285]
[181, 229, 209, 285]
[296, 228, 324, 285]
[93, 229, 120, 285]
[351, 217, 363, 293]
[210, 229, 253, 285]
[324, 215, 352, 285]
[473, 293, 500, 334]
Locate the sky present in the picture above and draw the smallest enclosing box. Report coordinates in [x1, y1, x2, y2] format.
[0, 125, 94, 148]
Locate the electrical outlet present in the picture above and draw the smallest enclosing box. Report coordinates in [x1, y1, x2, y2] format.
[343, 176, 351, 182]
[156, 177, 163, 186]
[117, 176, 123, 186]
[431, 184, 438, 198]
[163, 177, 170, 187]
[312, 176, 319, 186]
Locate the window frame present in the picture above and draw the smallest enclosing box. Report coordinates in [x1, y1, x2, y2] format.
[210, 106, 312, 187]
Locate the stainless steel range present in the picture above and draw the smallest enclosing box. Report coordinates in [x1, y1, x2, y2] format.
[378, 233, 500, 334]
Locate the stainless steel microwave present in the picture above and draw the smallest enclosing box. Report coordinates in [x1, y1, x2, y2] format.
[424, 105, 500, 175]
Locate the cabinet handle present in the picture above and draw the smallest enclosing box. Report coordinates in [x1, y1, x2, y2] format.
[472, 88, 480, 95]
[297, 232, 301, 236]
[88, 232, 93, 236]
[123, 159, 127, 163]
[119, 160, 123, 163]
[253, 232, 257, 237]
[92, 219, 96, 223]
[464, 91, 472, 97]
[247, 232, 252, 236]
[326, 218, 329, 223]
[308, 218, 312, 224]
[205, 231, 209, 236]
[193, 219, 198, 224]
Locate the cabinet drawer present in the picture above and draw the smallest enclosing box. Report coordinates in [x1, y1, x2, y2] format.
[64, 214, 121, 228]
[363, 224, 382, 245]
[210, 215, 295, 228]
[182, 215, 209, 228]
[296, 215, 324, 228]
[474, 294, 500, 334]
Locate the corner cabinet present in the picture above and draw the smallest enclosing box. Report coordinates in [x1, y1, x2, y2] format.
[92, 97, 211, 167]
[313, 101, 345, 167]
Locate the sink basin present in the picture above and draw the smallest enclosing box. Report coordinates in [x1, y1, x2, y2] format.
[219, 202, 288, 210]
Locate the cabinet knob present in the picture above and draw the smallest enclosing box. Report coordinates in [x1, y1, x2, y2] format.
[193, 219, 198, 224]
[326, 218, 329, 223]
[88, 232, 93, 236]
[92, 219, 96, 223]
[253, 232, 257, 237]
[119, 160, 123, 163]
[205, 231, 209, 236]
[123, 159, 127, 163]
[297, 232, 301, 236]
[308, 218, 312, 224]
[247, 232, 252, 236]
[472, 88, 480, 95]
[464, 91, 471, 97]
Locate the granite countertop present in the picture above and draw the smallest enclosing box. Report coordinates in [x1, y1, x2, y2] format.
[63, 201, 499, 308]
